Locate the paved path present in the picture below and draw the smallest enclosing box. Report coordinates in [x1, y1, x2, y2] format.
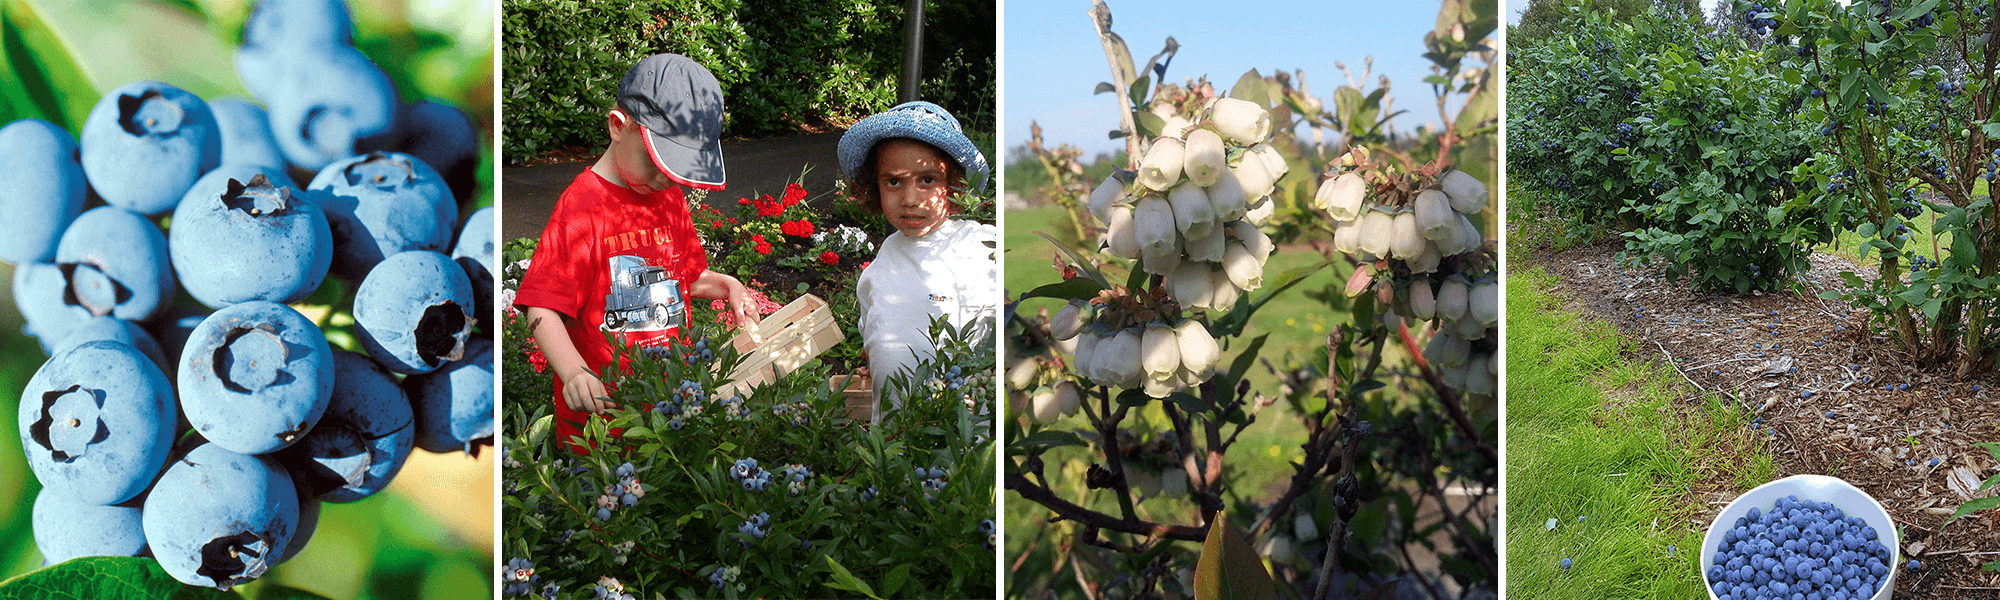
[502, 132, 848, 243]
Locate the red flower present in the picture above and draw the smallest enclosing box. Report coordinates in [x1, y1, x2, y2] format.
[749, 233, 765, 244]
[738, 197, 752, 205]
[820, 250, 838, 265]
[754, 194, 785, 218]
[783, 183, 807, 206]
[780, 219, 816, 237]
[710, 220, 727, 229]
[755, 241, 772, 255]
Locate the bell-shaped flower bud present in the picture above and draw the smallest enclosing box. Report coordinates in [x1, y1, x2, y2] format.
[1089, 175, 1125, 223]
[1074, 330, 1102, 380]
[1210, 98, 1272, 145]
[1294, 511, 1320, 542]
[1182, 129, 1227, 187]
[1210, 267, 1240, 310]
[1133, 196, 1178, 255]
[1143, 375, 1178, 398]
[1441, 169, 1489, 214]
[1159, 115, 1192, 140]
[1414, 189, 1455, 241]
[1409, 279, 1436, 320]
[1436, 276, 1469, 321]
[1051, 301, 1087, 341]
[1470, 280, 1499, 328]
[1206, 167, 1249, 221]
[1029, 387, 1061, 424]
[1244, 193, 1275, 225]
[1223, 241, 1263, 291]
[1390, 212, 1426, 260]
[1105, 328, 1146, 388]
[1105, 203, 1140, 258]
[1007, 356, 1039, 390]
[1168, 182, 1217, 240]
[1453, 313, 1487, 341]
[1333, 219, 1362, 254]
[1231, 152, 1276, 199]
[1054, 380, 1082, 415]
[1410, 242, 1442, 274]
[1183, 221, 1226, 263]
[1137, 138, 1185, 191]
[1258, 533, 1296, 564]
[1316, 173, 1366, 221]
[1454, 214, 1485, 255]
[1140, 231, 1183, 276]
[1251, 143, 1289, 180]
[1174, 319, 1220, 375]
[1423, 331, 1469, 367]
[1357, 209, 1394, 257]
[1167, 262, 1215, 309]
[1231, 220, 1273, 264]
[1464, 354, 1495, 396]
[1141, 323, 1181, 382]
[1344, 263, 1375, 298]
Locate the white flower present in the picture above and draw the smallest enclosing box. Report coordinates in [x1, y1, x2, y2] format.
[1409, 280, 1436, 320]
[1105, 203, 1139, 258]
[1210, 98, 1272, 144]
[1357, 209, 1394, 257]
[1436, 277, 1469, 321]
[1441, 170, 1489, 214]
[1454, 214, 1485, 255]
[1159, 115, 1192, 140]
[1054, 381, 1082, 415]
[1174, 319, 1220, 375]
[1075, 331, 1103, 380]
[1183, 221, 1226, 263]
[1410, 242, 1441, 273]
[1029, 388, 1061, 424]
[1088, 175, 1125, 223]
[1231, 220, 1272, 264]
[1209, 266, 1241, 309]
[1389, 212, 1426, 260]
[1133, 196, 1178, 254]
[1051, 302, 1086, 341]
[1167, 262, 1215, 309]
[1222, 242, 1263, 291]
[1470, 280, 1499, 328]
[1250, 143, 1289, 181]
[1316, 173, 1366, 221]
[1464, 354, 1495, 396]
[1105, 328, 1146, 388]
[1332, 219, 1362, 254]
[1258, 533, 1295, 564]
[1424, 331, 1469, 367]
[1243, 192, 1275, 225]
[1414, 189, 1455, 241]
[1141, 323, 1181, 382]
[1231, 153, 1276, 199]
[1168, 182, 1217, 240]
[1007, 357, 1038, 390]
[1139, 231, 1184, 276]
[1182, 129, 1227, 187]
[1137, 138, 1186, 191]
[1205, 165, 1249, 221]
[1294, 511, 1319, 542]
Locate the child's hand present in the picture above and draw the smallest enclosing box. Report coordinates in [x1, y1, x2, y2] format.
[727, 282, 758, 329]
[561, 368, 617, 413]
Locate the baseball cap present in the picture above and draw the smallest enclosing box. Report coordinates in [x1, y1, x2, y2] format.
[837, 101, 990, 194]
[617, 53, 726, 191]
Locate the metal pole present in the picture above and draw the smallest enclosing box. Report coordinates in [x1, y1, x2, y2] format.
[899, 0, 925, 102]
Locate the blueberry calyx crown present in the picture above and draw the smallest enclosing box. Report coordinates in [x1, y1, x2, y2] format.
[215, 323, 290, 394]
[222, 174, 293, 217]
[118, 88, 185, 137]
[341, 151, 414, 188]
[29, 384, 108, 463]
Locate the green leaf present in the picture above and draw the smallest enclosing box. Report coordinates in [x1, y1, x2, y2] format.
[0, 556, 242, 600]
[252, 586, 335, 600]
[1134, 111, 1165, 138]
[1456, 85, 1496, 136]
[1021, 277, 1106, 302]
[1228, 68, 1268, 107]
[1009, 429, 1088, 452]
[1166, 391, 1212, 414]
[880, 563, 912, 598]
[1115, 388, 1153, 407]
[0, 0, 100, 130]
[1192, 513, 1277, 600]
[1094, 81, 1118, 95]
[1129, 75, 1153, 110]
[1947, 497, 2000, 523]
[821, 556, 883, 599]
[527, 414, 553, 448]
[1036, 231, 1111, 289]
[1226, 334, 1270, 389]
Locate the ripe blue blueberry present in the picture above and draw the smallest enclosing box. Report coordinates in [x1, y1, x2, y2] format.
[170, 166, 332, 307]
[384, 100, 480, 203]
[406, 336, 495, 454]
[277, 350, 414, 502]
[52, 315, 169, 376]
[178, 301, 335, 455]
[207, 98, 287, 173]
[13, 262, 90, 352]
[0, 118, 87, 264]
[55, 206, 177, 322]
[353, 250, 474, 374]
[31, 486, 147, 565]
[310, 151, 457, 280]
[1560, 557, 1571, 570]
[143, 442, 300, 589]
[78, 81, 221, 215]
[453, 206, 495, 329]
[1908, 559, 1920, 570]
[19, 340, 177, 506]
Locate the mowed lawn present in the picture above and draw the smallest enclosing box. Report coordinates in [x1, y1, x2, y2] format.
[1506, 267, 1775, 599]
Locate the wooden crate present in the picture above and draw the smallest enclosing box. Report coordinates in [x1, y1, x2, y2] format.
[829, 372, 874, 422]
[715, 294, 844, 398]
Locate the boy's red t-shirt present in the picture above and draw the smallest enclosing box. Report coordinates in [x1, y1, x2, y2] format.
[515, 168, 708, 452]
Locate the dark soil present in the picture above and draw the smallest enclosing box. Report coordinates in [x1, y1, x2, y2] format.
[1518, 235, 2000, 598]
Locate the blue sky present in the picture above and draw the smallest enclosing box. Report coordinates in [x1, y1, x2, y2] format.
[1004, 0, 1492, 158]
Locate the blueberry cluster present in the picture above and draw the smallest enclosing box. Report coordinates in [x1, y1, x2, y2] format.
[735, 512, 773, 544]
[768, 401, 812, 428]
[979, 518, 996, 551]
[6, 0, 491, 590]
[591, 576, 636, 600]
[779, 464, 814, 496]
[1706, 496, 1894, 600]
[730, 457, 775, 491]
[592, 462, 646, 520]
[502, 557, 540, 596]
[706, 565, 742, 590]
[1742, 2, 1782, 35]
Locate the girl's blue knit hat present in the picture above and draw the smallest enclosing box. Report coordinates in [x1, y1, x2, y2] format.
[837, 101, 989, 194]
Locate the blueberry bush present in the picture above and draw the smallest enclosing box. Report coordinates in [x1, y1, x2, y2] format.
[498, 263, 997, 598]
[1003, 1, 1498, 598]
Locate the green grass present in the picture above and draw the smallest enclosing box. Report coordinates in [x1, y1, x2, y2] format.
[1506, 266, 1776, 598]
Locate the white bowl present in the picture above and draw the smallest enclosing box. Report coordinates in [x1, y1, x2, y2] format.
[1699, 475, 1899, 600]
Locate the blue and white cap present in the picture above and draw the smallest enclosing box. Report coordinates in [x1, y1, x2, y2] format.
[837, 101, 988, 194]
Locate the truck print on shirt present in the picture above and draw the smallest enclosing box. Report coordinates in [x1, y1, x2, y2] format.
[602, 255, 686, 333]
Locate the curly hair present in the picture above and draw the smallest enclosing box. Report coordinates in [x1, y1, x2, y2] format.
[848, 137, 968, 215]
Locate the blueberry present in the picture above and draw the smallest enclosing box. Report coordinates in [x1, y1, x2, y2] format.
[1560, 557, 1572, 570]
[239, 24, 396, 171]
[78, 81, 221, 215]
[1908, 559, 1920, 570]
[1929, 457, 1939, 467]
[310, 152, 456, 280]
[55, 206, 176, 322]
[353, 250, 474, 373]
[207, 98, 287, 172]
[19, 340, 176, 506]
[177, 301, 335, 455]
[406, 336, 495, 454]
[380, 100, 480, 204]
[170, 166, 332, 307]
[452, 206, 495, 329]
[142, 442, 300, 589]
[277, 350, 414, 502]
[31, 487, 147, 565]
[276, 486, 321, 566]
[238, 0, 354, 52]
[0, 119, 87, 264]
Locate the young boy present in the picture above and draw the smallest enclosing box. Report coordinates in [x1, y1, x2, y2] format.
[837, 101, 997, 423]
[516, 54, 758, 449]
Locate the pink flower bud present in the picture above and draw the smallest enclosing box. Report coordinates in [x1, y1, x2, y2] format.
[1344, 263, 1375, 298]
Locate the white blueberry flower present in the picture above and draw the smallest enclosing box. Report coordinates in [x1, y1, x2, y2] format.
[1104, 328, 1146, 388]
[1389, 212, 1426, 260]
[1441, 169, 1489, 214]
[1410, 242, 1441, 274]
[1251, 143, 1289, 181]
[1414, 189, 1455, 241]
[1175, 319, 1220, 375]
[1055, 381, 1082, 415]
[1332, 219, 1362, 254]
[1074, 331, 1102, 380]
[1210, 98, 1272, 145]
[1182, 129, 1227, 187]
[1243, 192, 1275, 225]
[1294, 511, 1319, 542]
[1222, 242, 1263, 291]
[1168, 182, 1217, 240]
[1464, 354, 1495, 396]
[1357, 209, 1394, 257]
[1231, 220, 1272, 264]
[1140, 231, 1184, 276]
[1231, 153, 1277, 199]
[1089, 175, 1125, 223]
[1316, 173, 1366, 221]
[1159, 115, 1192, 140]
[1258, 533, 1296, 564]
[1435, 277, 1469, 321]
[1134, 196, 1178, 254]
[1183, 221, 1226, 263]
[1141, 323, 1180, 382]
[1105, 203, 1140, 258]
[1424, 331, 1469, 367]
[1029, 387, 1061, 424]
[1168, 262, 1215, 309]
[1050, 301, 1086, 341]
[1206, 167, 1249, 221]
[1007, 357, 1038, 390]
[1470, 280, 1499, 328]
[1409, 280, 1436, 320]
[1137, 138, 1186, 191]
[1210, 266, 1241, 309]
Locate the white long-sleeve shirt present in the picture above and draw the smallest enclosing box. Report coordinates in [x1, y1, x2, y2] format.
[856, 218, 997, 422]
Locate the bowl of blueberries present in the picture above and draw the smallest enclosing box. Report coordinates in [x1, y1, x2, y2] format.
[1700, 475, 1900, 600]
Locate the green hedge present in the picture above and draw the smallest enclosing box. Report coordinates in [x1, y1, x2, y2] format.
[501, 0, 994, 163]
